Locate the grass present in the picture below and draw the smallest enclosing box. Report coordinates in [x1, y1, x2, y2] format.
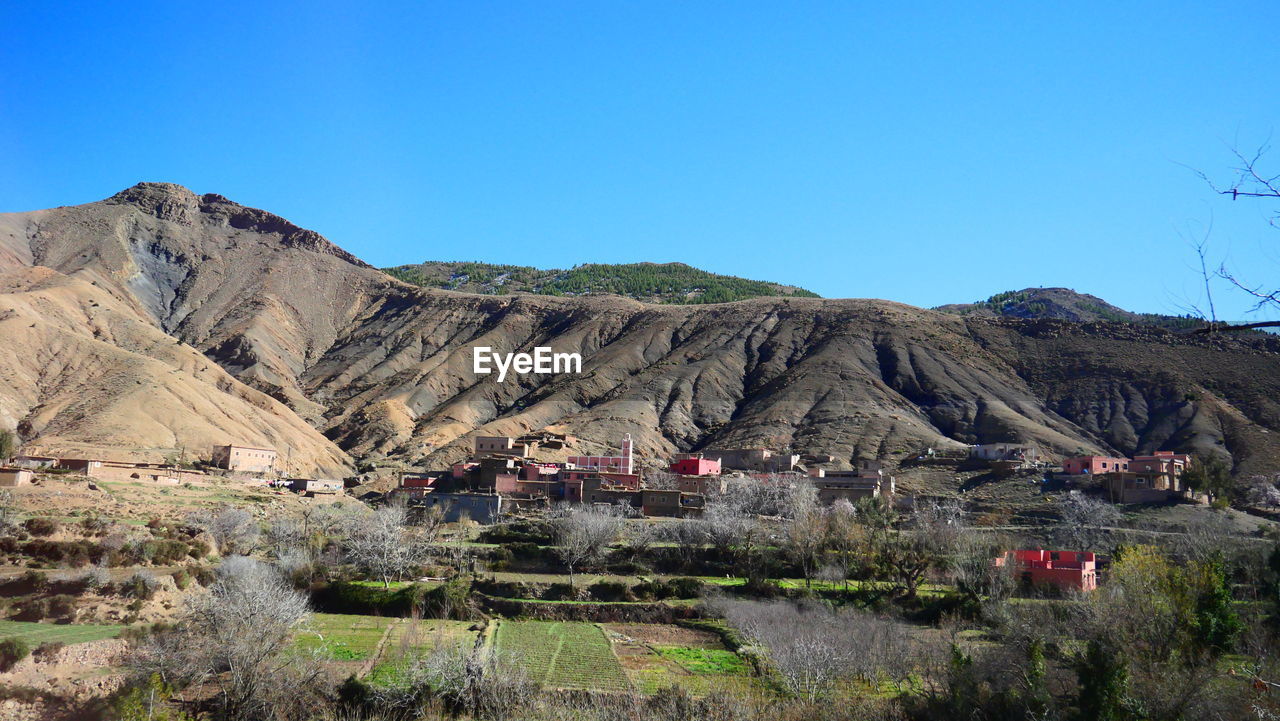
[0, 620, 124, 645]
[494, 621, 630, 691]
[655, 646, 748, 675]
[295, 613, 397, 661]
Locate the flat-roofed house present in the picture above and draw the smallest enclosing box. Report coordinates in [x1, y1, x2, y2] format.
[0, 468, 33, 487]
[12, 455, 56, 470]
[211, 445, 277, 474]
[994, 549, 1098, 592]
[1062, 455, 1130, 475]
[288, 478, 344, 496]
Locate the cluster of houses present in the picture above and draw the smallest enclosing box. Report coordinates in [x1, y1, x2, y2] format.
[966, 444, 1201, 504]
[393, 434, 897, 523]
[1059, 451, 1196, 504]
[0, 444, 344, 498]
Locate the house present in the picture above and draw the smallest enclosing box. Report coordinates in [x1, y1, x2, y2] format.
[211, 445, 277, 474]
[1103, 451, 1196, 504]
[400, 473, 439, 489]
[0, 468, 34, 487]
[1062, 455, 1130, 475]
[675, 474, 725, 495]
[970, 444, 1042, 464]
[994, 549, 1098, 592]
[640, 489, 705, 518]
[808, 467, 895, 504]
[704, 448, 800, 473]
[56, 458, 104, 476]
[473, 436, 535, 458]
[567, 434, 635, 475]
[289, 478, 344, 496]
[669, 454, 721, 476]
[12, 455, 56, 470]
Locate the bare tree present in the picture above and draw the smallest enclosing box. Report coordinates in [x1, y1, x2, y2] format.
[374, 643, 538, 720]
[821, 499, 864, 590]
[551, 505, 623, 588]
[644, 468, 680, 490]
[700, 500, 772, 585]
[950, 530, 1016, 610]
[1186, 144, 1280, 332]
[344, 500, 433, 588]
[718, 599, 914, 701]
[1058, 491, 1122, 551]
[871, 500, 963, 599]
[132, 556, 319, 721]
[190, 506, 261, 556]
[782, 482, 825, 586]
[0, 490, 18, 535]
[264, 515, 307, 559]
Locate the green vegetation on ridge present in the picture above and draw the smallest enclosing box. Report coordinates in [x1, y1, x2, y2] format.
[383, 260, 820, 304]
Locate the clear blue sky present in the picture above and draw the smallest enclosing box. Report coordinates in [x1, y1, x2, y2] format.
[3, 2, 1279, 318]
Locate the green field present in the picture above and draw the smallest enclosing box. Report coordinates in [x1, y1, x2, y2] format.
[494, 621, 630, 691]
[296, 613, 397, 661]
[656, 646, 748, 675]
[0, 620, 124, 645]
[365, 619, 478, 686]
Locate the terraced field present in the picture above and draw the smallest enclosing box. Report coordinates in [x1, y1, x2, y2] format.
[366, 620, 479, 686]
[0, 620, 124, 645]
[494, 621, 630, 691]
[296, 613, 397, 662]
[606, 623, 759, 695]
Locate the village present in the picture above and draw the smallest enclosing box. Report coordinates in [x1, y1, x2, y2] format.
[0, 434, 1214, 597]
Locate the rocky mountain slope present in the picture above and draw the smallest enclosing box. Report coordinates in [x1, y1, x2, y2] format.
[383, 260, 819, 304]
[2, 183, 1279, 476]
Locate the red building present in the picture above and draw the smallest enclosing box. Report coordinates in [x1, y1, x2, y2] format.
[995, 549, 1098, 592]
[669, 455, 721, 476]
[1062, 455, 1130, 475]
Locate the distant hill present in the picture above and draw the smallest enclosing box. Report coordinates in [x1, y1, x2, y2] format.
[382, 260, 820, 304]
[936, 287, 1203, 330]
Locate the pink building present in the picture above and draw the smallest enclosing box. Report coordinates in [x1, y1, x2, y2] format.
[669, 455, 721, 476]
[401, 473, 437, 489]
[1062, 455, 1129, 475]
[567, 434, 634, 475]
[995, 549, 1098, 592]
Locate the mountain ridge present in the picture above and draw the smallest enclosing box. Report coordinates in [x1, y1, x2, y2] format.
[2, 182, 1278, 478]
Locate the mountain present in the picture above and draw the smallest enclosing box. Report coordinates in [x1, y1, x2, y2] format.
[936, 287, 1203, 329]
[382, 260, 820, 304]
[3, 183, 1280, 479]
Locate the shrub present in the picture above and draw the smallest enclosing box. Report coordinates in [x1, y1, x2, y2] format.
[79, 513, 110, 536]
[0, 638, 30, 671]
[81, 566, 111, 591]
[23, 518, 60, 537]
[18, 570, 48, 593]
[187, 540, 210, 559]
[32, 641, 64, 660]
[12, 597, 50, 621]
[192, 565, 216, 587]
[668, 577, 705, 598]
[124, 571, 158, 600]
[47, 594, 78, 619]
[170, 569, 191, 590]
[588, 581, 634, 602]
[506, 541, 543, 560]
